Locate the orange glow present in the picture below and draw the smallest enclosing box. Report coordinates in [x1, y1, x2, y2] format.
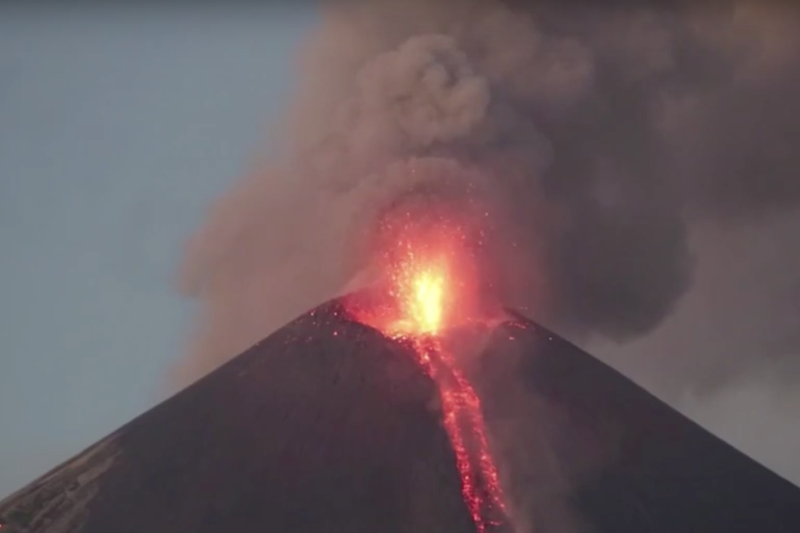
[410, 269, 444, 333]
[350, 214, 508, 533]
[412, 338, 507, 533]
[384, 250, 451, 337]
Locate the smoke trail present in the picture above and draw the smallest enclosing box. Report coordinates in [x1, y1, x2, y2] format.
[175, 0, 800, 408]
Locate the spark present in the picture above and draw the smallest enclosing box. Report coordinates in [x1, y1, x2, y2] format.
[351, 220, 508, 533]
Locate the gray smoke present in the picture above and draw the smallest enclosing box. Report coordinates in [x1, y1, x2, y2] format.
[176, 0, 800, 479]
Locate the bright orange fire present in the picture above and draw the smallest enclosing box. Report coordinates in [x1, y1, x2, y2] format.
[409, 269, 444, 333]
[351, 219, 508, 533]
[385, 251, 451, 337]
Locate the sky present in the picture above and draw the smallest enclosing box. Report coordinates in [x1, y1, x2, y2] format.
[0, 5, 316, 498]
[1, 2, 799, 502]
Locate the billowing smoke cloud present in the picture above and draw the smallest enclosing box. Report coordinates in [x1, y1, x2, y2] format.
[175, 0, 800, 420]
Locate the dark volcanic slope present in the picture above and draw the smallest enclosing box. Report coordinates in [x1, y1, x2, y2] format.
[471, 313, 800, 533]
[2, 296, 800, 533]
[0, 299, 474, 533]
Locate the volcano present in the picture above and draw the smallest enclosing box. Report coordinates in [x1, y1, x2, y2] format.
[1, 295, 799, 533]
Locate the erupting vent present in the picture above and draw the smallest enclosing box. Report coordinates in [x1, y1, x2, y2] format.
[348, 215, 509, 533]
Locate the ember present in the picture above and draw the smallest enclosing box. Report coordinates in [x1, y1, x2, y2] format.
[349, 211, 509, 533]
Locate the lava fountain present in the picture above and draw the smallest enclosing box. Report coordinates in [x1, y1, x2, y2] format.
[348, 209, 509, 533]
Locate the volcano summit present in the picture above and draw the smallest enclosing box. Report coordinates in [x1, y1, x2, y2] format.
[1, 295, 799, 533]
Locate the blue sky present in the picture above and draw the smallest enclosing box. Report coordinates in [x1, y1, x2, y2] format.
[0, 5, 316, 498]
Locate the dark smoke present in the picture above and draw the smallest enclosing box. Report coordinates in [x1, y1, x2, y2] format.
[176, 1, 800, 482]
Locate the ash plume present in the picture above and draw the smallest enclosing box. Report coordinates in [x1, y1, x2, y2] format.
[176, 0, 800, 427]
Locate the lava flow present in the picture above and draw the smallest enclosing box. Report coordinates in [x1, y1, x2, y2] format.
[350, 221, 509, 533]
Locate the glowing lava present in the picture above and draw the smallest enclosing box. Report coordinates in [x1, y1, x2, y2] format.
[351, 223, 508, 533]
